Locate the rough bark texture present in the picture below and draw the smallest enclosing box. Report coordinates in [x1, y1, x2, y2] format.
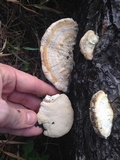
[68, 0, 120, 159]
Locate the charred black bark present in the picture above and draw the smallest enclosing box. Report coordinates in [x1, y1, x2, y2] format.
[69, 0, 120, 159]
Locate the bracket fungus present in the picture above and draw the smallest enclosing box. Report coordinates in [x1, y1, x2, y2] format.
[40, 18, 78, 92]
[90, 90, 114, 139]
[79, 30, 99, 60]
[37, 94, 74, 138]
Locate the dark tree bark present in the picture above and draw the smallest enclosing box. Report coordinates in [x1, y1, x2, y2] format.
[68, 0, 120, 159]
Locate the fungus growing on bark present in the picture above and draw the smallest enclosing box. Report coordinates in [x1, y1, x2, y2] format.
[37, 94, 74, 138]
[79, 30, 99, 60]
[40, 18, 78, 92]
[90, 90, 114, 139]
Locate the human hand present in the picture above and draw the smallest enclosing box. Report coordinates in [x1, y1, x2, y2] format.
[0, 63, 58, 136]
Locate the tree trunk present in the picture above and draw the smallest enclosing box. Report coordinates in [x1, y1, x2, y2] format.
[68, 0, 120, 159]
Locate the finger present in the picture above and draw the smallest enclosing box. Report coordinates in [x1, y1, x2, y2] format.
[0, 100, 38, 129]
[0, 63, 59, 98]
[8, 91, 41, 112]
[0, 64, 16, 97]
[14, 68, 59, 96]
[0, 126, 43, 136]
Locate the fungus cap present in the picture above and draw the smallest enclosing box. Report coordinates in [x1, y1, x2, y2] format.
[79, 30, 99, 60]
[40, 18, 78, 92]
[37, 94, 74, 138]
[90, 90, 114, 139]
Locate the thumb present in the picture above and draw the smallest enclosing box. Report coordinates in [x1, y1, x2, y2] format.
[0, 100, 37, 129]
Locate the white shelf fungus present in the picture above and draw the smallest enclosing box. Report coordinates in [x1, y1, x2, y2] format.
[90, 90, 114, 139]
[40, 18, 78, 92]
[79, 30, 99, 60]
[37, 94, 74, 138]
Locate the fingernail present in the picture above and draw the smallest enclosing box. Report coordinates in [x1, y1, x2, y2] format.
[27, 112, 37, 125]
